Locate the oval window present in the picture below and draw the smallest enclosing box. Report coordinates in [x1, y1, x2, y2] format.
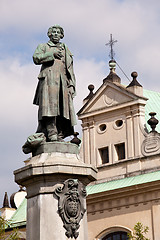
[99, 124, 107, 131]
[97, 123, 107, 133]
[115, 120, 123, 127]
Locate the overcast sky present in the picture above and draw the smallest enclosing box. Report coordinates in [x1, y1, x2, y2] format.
[1, 0, 160, 205]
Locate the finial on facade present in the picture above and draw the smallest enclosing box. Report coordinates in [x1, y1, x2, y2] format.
[127, 72, 142, 88]
[70, 132, 81, 146]
[109, 59, 116, 70]
[3, 192, 10, 208]
[105, 34, 118, 60]
[84, 84, 95, 101]
[147, 112, 159, 133]
[103, 60, 121, 84]
[131, 71, 138, 79]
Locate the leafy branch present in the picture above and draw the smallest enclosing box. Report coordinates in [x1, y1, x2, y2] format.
[128, 222, 150, 240]
[0, 217, 19, 240]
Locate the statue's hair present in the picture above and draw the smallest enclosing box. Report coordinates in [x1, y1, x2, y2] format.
[47, 25, 64, 39]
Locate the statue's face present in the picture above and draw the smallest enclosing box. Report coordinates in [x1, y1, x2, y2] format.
[50, 28, 61, 43]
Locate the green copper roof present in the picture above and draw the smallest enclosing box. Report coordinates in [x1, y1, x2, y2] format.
[144, 89, 160, 132]
[87, 170, 160, 195]
[8, 198, 27, 228]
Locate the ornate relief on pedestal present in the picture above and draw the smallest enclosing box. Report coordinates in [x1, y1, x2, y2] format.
[55, 179, 86, 239]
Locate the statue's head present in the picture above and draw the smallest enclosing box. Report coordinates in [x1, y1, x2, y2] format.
[47, 25, 64, 43]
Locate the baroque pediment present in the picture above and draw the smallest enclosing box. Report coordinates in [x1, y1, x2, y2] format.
[78, 82, 141, 116]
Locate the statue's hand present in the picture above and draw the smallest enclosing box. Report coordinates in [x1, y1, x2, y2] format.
[53, 48, 63, 59]
[68, 86, 75, 98]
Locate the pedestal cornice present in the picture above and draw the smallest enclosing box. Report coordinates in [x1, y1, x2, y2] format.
[14, 143, 97, 198]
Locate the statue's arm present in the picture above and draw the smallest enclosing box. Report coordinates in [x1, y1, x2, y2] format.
[33, 44, 54, 65]
[68, 60, 76, 98]
[66, 46, 76, 97]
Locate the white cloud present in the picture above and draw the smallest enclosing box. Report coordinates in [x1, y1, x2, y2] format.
[0, 58, 38, 127]
[1, 0, 160, 56]
[74, 58, 106, 110]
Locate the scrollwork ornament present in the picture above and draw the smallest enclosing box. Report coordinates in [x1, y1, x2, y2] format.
[54, 179, 87, 239]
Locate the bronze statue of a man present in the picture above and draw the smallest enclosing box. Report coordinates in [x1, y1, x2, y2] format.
[33, 25, 77, 141]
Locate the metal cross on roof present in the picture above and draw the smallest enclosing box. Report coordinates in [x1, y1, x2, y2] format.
[105, 34, 118, 60]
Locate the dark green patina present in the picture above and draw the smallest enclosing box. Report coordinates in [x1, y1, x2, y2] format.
[33, 25, 77, 142]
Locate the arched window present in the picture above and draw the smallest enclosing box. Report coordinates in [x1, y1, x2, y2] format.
[102, 231, 128, 240]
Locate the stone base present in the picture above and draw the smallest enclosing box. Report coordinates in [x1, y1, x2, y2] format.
[32, 141, 79, 156]
[14, 143, 97, 240]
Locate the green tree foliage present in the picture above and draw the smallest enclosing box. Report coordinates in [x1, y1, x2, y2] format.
[0, 217, 19, 240]
[0, 216, 6, 239]
[128, 222, 150, 240]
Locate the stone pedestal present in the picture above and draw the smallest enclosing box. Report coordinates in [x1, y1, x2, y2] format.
[14, 142, 97, 240]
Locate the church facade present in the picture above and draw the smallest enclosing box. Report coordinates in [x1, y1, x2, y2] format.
[78, 60, 160, 240]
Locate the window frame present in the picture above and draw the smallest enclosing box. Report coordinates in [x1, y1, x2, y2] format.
[98, 146, 110, 165]
[96, 226, 131, 240]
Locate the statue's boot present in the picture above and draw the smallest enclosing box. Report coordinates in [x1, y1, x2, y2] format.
[57, 131, 65, 142]
[46, 117, 58, 142]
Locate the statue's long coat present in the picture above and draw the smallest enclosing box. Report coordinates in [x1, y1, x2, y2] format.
[33, 41, 76, 137]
